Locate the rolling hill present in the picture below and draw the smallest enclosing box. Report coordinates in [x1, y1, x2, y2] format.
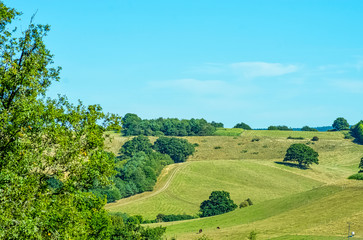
[104, 130, 363, 239]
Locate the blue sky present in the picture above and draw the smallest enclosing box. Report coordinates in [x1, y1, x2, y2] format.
[5, 0, 363, 128]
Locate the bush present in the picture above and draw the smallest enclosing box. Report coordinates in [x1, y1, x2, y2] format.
[268, 125, 292, 131]
[348, 173, 363, 180]
[155, 214, 196, 222]
[311, 136, 319, 141]
[153, 137, 195, 163]
[301, 126, 318, 132]
[214, 146, 222, 149]
[287, 136, 304, 140]
[251, 138, 260, 142]
[239, 201, 249, 208]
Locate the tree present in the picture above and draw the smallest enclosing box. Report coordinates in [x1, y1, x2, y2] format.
[234, 122, 252, 130]
[268, 125, 291, 131]
[0, 4, 166, 239]
[0, 5, 117, 238]
[332, 117, 349, 131]
[283, 144, 319, 168]
[199, 191, 237, 217]
[153, 137, 195, 163]
[301, 126, 318, 132]
[120, 135, 153, 157]
[359, 157, 363, 173]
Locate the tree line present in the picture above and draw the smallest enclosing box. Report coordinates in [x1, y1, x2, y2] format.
[122, 113, 217, 136]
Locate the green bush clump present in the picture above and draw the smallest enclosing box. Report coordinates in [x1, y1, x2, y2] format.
[348, 173, 363, 180]
[287, 136, 304, 140]
[311, 136, 319, 141]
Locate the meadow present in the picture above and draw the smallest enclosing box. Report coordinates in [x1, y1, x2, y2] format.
[105, 130, 363, 239]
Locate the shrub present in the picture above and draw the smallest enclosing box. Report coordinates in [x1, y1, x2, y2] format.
[214, 146, 222, 149]
[251, 138, 260, 142]
[268, 125, 291, 131]
[155, 214, 196, 222]
[301, 126, 318, 132]
[348, 173, 363, 180]
[311, 136, 319, 141]
[239, 201, 249, 208]
[287, 136, 304, 140]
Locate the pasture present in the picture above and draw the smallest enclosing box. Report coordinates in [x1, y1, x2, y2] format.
[105, 130, 363, 239]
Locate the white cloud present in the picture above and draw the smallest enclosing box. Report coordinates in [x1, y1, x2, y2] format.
[149, 78, 241, 95]
[230, 62, 299, 78]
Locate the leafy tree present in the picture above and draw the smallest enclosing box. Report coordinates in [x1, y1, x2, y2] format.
[351, 120, 363, 144]
[268, 125, 291, 131]
[0, 4, 118, 238]
[301, 126, 318, 132]
[199, 191, 237, 217]
[0, 4, 165, 239]
[234, 122, 252, 130]
[153, 137, 195, 163]
[211, 121, 224, 128]
[332, 117, 349, 131]
[120, 135, 153, 157]
[359, 157, 363, 173]
[283, 143, 319, 168]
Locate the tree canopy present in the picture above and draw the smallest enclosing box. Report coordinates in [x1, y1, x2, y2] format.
[199, 191, 237, 217]
[234, 122, 252, 130]
[283, 144, 319, 168]
[153, 137, 195, 163]
[0, 3, 165, 239]
[332, 117, 349, 131]
[301, 126, 318, 132]
[268, 125, 292, 131]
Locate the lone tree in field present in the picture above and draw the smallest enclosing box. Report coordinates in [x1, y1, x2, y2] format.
[332, 117, 349, 131]
[283, 144, 319, 168]
[199, 191, 237, 217]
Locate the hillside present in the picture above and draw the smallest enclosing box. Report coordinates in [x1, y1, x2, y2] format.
[104, 130, 363, 239]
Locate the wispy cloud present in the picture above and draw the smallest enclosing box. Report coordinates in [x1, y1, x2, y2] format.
[331, 80, 363, 93]
[230, 62, 299, 78]
[149, 78, 242, 95]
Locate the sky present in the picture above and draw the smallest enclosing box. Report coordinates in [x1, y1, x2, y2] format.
[4, 0, 363, 128]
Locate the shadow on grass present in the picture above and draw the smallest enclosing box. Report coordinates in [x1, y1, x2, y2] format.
[274, 161, 309, 170]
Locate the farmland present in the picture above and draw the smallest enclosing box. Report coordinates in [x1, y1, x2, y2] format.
[105, 130, 363, 239]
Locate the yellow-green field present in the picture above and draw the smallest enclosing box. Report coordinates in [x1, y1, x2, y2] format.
[105, 130, 363, 239]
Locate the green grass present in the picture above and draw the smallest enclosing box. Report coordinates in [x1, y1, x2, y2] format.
[213, 127, 244, 136]
[104, 130, 363, 239]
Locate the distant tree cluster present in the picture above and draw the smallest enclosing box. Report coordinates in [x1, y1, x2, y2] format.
[211, 121, 224, 128]
[268, 125, 292, 131]
[199, 191, 237, 217]
[351, 120, 363, 144]
[92, 136, 195, 203]
[234, 122, 252, 130]
[122, 113, 216, 136]
[301, 126, 318, 132]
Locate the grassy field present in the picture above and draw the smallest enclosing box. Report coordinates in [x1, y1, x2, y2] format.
[104, 130, 363, 239]
[213, 127, 244, 136]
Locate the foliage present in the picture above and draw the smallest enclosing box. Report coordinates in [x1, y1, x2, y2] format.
[120, 135, 153, 157]
[109, 214, 166, 240]
[153, 137, 195, 163]
[348, 173, 363, 180]
[332, 117, 349, 131]
[239, 198, 253, 208]
[0, 4, 121, 238]
[155, 213, 196, 222]
[311, 136, 319, 141]
[287, 136, 304, 140]
[199, 191, 237, 217]
[350, 120, 363, 144]
[234, 122, 252, 130]
[247, 230, 257, 240]
[122, 113, 216, 136]
[211, 121, 224, 128]
[301, 126, 318, 132]
[359, 157, 363, 172]
[268, 125, 292, 131]
[104, 113, 122, 132]
[283, 144, 319, 168]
